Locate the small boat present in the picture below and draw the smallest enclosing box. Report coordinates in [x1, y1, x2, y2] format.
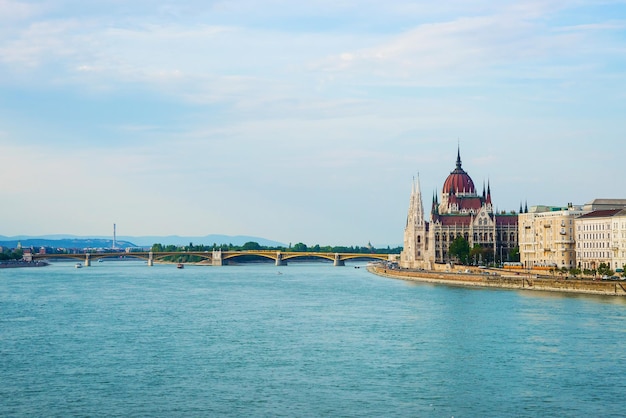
[75, 263, 82, 269]
[177, 263, 184, 269]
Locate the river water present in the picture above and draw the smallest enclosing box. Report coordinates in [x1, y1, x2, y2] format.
[1, 260, 626, 417]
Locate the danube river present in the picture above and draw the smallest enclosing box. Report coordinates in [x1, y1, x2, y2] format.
[2, 261, 626, 417]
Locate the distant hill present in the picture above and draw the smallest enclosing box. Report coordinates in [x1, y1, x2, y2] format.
[0, 234, 285, 250]
[0, 237, 136, 250]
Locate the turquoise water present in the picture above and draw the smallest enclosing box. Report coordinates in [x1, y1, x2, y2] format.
[2, 261, 626, 417]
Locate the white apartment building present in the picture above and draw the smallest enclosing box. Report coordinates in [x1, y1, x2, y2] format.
[611, 210, 626, 273]
[519, 205, 582, 269]
[576, 209, 626, 272]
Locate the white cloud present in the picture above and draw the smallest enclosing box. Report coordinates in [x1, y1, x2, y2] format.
[0, 0, 41, 21]
[0, 0, 624, 242]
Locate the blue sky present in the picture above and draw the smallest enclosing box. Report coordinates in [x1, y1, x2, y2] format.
[1, 0, 625, 246]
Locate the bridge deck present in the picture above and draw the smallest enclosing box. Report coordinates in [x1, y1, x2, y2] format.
[33, 251, 394, 265]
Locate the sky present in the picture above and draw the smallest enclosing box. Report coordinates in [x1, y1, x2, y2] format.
[1, 0, 625, 246]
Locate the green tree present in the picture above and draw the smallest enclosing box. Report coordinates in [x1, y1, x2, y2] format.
[242, 241, 261, 251]
[470, 244, 484, 265]
[449, 236, 470, 265]
[597, 262, 614, 277]
[292, 242, 308, 252]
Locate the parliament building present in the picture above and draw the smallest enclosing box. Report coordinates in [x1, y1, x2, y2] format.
[400, 149, 519, 269]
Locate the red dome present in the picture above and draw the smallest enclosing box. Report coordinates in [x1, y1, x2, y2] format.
[442, 151, 475, 194]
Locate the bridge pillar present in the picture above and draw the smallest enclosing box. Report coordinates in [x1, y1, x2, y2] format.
[84, 253, 91, 267]
[212, 250, 224, 266]
[276, 252, 288, 266]
[333, 253, 345, 267]
[148, 251, 154, 266]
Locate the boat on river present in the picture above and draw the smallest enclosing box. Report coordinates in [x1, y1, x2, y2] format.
[177, 263, 184, 269]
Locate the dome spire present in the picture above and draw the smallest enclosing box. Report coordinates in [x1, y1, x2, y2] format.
[456, 143, 462, 170]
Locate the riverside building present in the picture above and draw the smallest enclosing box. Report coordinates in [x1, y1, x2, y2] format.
[518, 205, 582, 269]
[576, 208, 626, 272]
[400, 149, 519, 269]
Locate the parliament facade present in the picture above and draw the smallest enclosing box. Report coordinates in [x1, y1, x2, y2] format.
[400, 149, 519, 269]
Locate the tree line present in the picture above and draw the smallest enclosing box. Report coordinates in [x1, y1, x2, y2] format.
[0, 248, 23, 261]
[448, 236, 520, 265]
[447, 236, 624, 277]
[150, 241, 402, 254]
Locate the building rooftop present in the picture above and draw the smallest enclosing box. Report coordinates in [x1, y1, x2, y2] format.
[577, 209, 623, 219]
[583, 199, 626, 211]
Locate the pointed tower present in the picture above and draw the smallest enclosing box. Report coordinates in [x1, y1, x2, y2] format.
[401, 175, 429, 269]
[485, 180, 493, 213]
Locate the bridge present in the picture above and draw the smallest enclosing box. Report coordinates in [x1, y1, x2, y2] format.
[31, 250, 396, 267]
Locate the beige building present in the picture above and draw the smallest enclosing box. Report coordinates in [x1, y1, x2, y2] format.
[576, 209, 626, 272]
[519, 205, 582, 269]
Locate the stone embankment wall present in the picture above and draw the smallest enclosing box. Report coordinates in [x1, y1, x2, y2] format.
[368, 266, 626, 296]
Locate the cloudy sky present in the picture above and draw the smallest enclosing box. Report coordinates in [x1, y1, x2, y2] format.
[1, 0, 624, 246]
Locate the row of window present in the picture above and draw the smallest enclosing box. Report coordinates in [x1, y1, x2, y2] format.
[578, 233, 608, 240]
[434, 232, 516, 242]
[578, 223, 609, 231]
[577, 242, 609, 248]
[577, 252, 610, 259]
[522, 228, 572, 236]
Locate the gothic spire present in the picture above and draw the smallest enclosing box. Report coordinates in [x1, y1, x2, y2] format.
[456, 144, 462, 170]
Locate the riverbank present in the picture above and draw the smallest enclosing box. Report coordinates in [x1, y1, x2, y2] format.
[367, 265, 626, 296]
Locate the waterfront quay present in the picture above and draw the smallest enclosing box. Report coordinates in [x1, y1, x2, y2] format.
[368, 264, 626, 296]
[0, 260, 49, 268]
